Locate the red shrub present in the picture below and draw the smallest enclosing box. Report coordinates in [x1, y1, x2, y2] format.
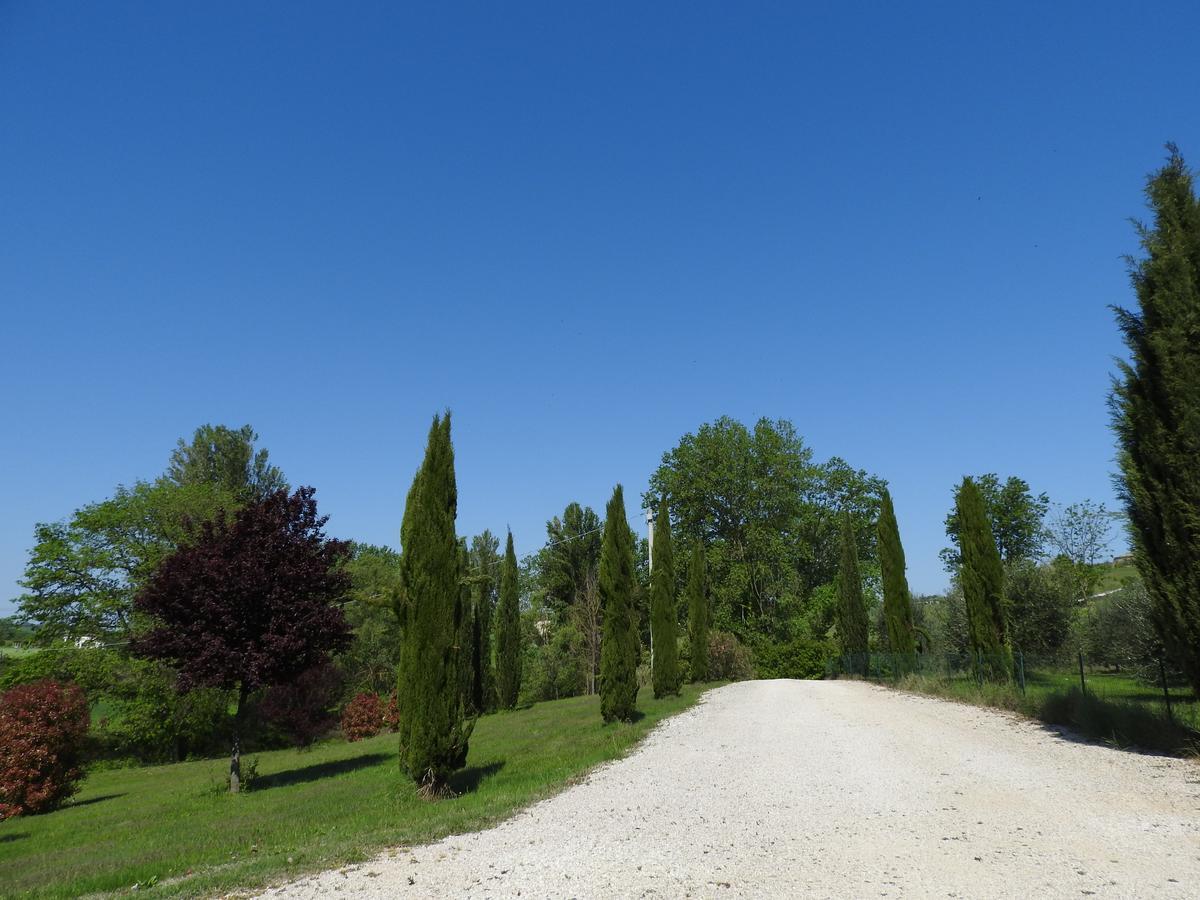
[341, 692, 383, 742]
[0, 680, 90, 819]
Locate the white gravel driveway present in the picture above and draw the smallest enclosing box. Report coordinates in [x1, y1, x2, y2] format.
[263, 680, 1200, 898]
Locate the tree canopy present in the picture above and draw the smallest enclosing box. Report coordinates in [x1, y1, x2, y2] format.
[645, 416, 884, 637]
[941, 473, 1049, 570]
[166, 424, 286, 500]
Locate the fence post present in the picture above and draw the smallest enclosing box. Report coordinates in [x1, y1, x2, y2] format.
[1159, 658, 1175, 724]
[1078, 652, 1086, 695]
[1017, 650, 1026, 697]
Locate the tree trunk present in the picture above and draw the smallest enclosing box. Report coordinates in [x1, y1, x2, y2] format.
[229, 682, 248, 794]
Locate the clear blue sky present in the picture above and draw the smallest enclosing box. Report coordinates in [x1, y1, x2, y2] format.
[3, 1, 1197, 616]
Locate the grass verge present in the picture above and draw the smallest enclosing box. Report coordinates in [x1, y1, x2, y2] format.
[890, 672, 1200, 756]
[0, 683, 713, 898]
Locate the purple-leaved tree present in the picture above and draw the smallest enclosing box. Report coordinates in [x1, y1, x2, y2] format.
[134, 487, 351, 791]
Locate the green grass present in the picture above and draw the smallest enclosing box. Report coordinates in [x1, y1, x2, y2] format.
[1091, 562, 1138, 594]
[0, 644, 39, 659]
[889, 668, 1199, 754]
[0, 683, 712, 898]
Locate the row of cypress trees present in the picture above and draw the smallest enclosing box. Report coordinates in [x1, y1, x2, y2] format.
[394, 413, 523, 796]
[836, 489, 920, 673]
[600, 487, 711, 722]
[835, 482, 1008, 681]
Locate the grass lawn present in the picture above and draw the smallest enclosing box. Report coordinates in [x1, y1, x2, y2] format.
[0, 645, 40, 659]
[1092, 562, 1138, 594]
[888, 666, 1199, 753]
[0, 683, 713, 898]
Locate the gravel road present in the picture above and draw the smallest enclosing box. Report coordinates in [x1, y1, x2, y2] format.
[263, 680, 1200, 898]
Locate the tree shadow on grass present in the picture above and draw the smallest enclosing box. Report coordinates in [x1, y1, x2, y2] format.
[254, 753, 391, 791]
[67, 793, 126, 809]
[0, 832, 29, 843]
[448, 760, 504, 795]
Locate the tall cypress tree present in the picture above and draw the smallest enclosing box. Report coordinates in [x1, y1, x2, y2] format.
[836, 510, 870, 674]
[650, 496, 679, 698]
[1113, 147, 1200, 696]
[456, 538, 475, 714]
[956, 477, 1012, 681]
[397, 413, 473, 795]
[687, 542, 709, 683]
[599, 485, 638, 722]
[877, 489, 917, 672]
[495, 531, 522, 709]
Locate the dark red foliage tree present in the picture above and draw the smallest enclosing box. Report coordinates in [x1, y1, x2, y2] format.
[0, 680, 90, 819]
[259, 663, 343, 748]
[134, 487, 351, 792]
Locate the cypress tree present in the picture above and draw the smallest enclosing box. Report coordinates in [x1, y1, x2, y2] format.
[650, 496, 680, 698]
[956, 477, 1012, 681]
[599, 485, 638, 722]
[1112, 147, 1200, 696]
[456, 538, 475, 715]
[687, 542, 709, 683]
[495, 531, 522, 709]
[396, 413, 473, 796]
[836, 510, 870, 674]
[472, 576, 493, 713]
[877, 489, 918, 673]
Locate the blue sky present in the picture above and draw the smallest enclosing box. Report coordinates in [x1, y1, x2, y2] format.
[3, 1, 1198, 616]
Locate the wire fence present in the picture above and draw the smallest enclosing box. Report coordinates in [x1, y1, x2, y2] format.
[826, 650, 1200, 733]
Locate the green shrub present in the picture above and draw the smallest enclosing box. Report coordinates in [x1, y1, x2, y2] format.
[707, 631, 753, 681]
[753, 637, 832, 680]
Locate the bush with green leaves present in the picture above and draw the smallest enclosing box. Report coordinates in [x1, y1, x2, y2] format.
[706, 631, 754, 681]
[752, 636, 832, 680]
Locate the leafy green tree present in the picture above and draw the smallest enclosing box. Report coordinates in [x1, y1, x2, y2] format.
[1046, 500, 1114, 600]
[1005, 558, 1074, 657]
[649, 496, 680, 698]
[835, 511, 869, 672]
[955, 478, 1012, 680]
[165, 424, 286, 501]
[495, 531, 522, 710]
[876, 489, 916, 670]
[687, 542, 709, 682]
[17, 480, 237, 642]
[646, 417, 885, 636]
[941, 474, 1049, 570]
[599, 485, 638, 722]
[339, 543, 403, 698]
[539, 503, 603, 619]
[1111, 147, 1200, 695]
[396, 414, 473, 795]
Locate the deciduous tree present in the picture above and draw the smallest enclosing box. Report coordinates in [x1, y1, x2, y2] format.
[166, 423, 286, 500]
[133, 487, 350, 791]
